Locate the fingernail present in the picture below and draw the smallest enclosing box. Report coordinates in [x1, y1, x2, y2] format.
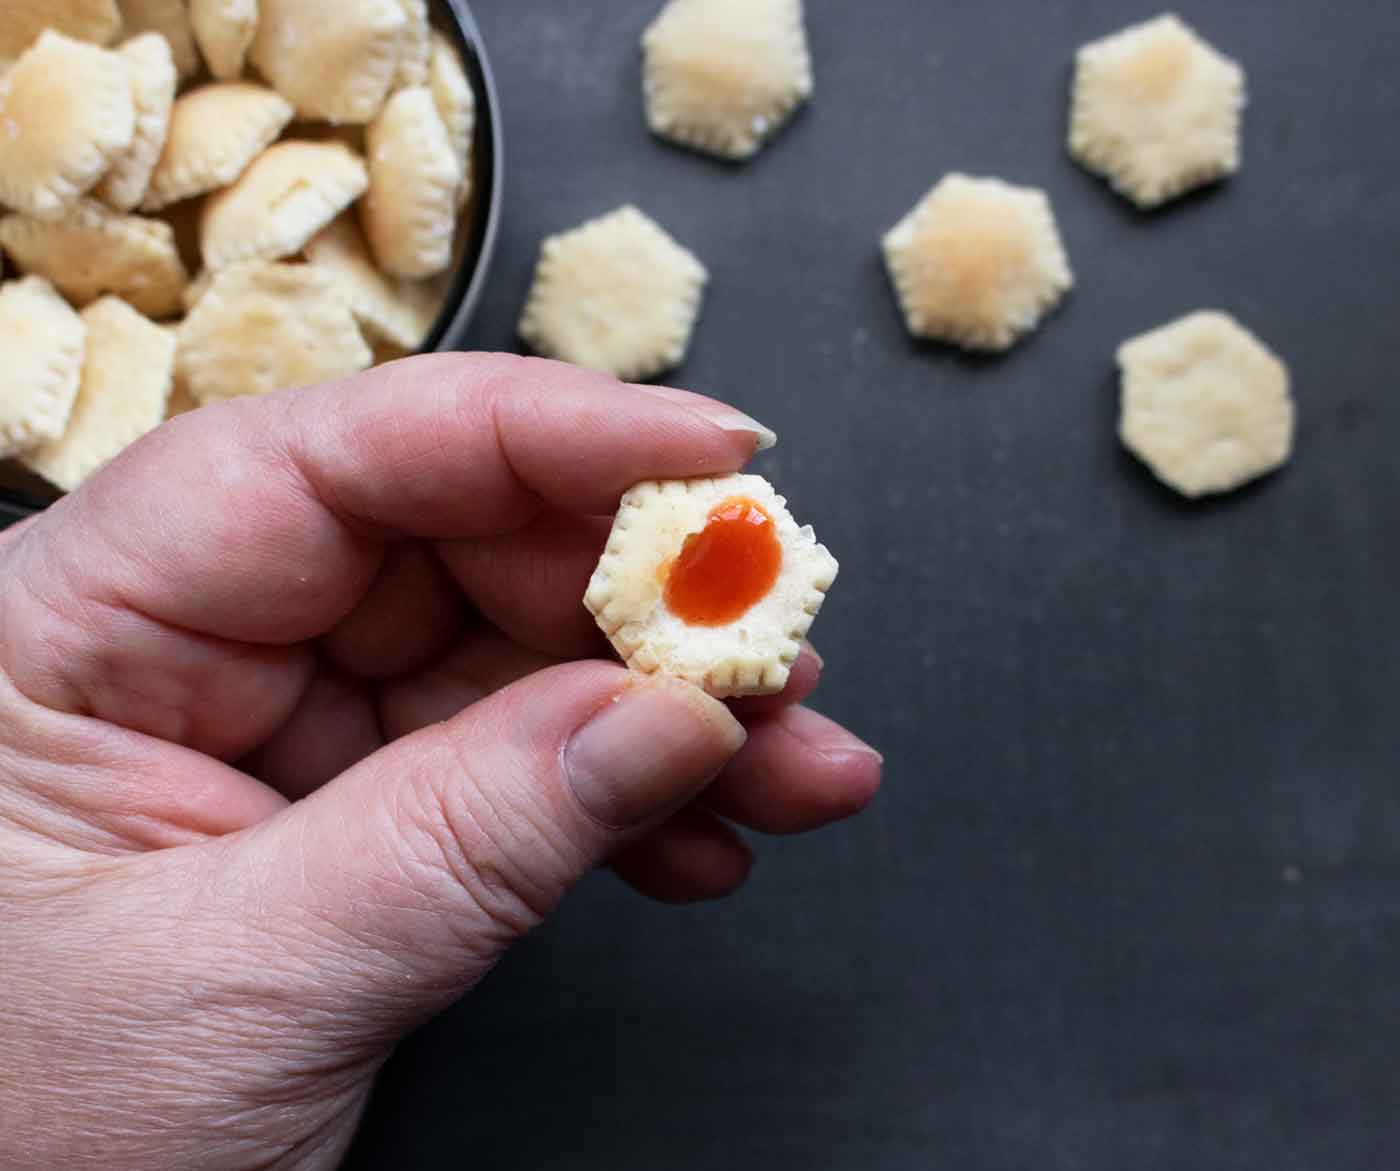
[778, 706, 884, 766]
[637, 385, 778, 452]
[566, 677, 748, 828]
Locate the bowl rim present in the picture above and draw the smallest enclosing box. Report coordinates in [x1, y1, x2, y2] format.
[0, 0, 505, 525]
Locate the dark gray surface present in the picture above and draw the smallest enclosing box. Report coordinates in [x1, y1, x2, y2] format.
[343, 2, 1400, 1168]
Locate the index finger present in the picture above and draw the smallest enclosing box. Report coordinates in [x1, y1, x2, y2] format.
[12, 354, 774, 647]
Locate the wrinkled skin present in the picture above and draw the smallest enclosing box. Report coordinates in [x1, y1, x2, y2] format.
[0, 355, 880, 1170]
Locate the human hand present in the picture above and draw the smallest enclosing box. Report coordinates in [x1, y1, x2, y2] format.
[0, 355, 880, 1170]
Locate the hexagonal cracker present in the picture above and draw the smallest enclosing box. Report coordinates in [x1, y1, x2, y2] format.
[1070, 14, 1245, 209]
[642, 0, 813, 161]
[1118, 311, 1294, 497]
[518, 205, 708, 381]
[882, 173, 1073, 353]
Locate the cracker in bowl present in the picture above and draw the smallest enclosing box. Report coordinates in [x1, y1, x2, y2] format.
[0, 31, 135, 220]
[0, 0, 121, 66]
[190, 0, 260, 82]
[0, 277, 88, 457]
[115, 0, 200, 78]
[95, 34, 179, 213]
[21, 297, 176, 491]
[585, 474, 838, 699]
[428, 32, 476, 209]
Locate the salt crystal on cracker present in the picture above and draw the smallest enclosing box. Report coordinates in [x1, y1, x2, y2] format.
[360, 85, 460, 279]
[1070, 14, 1245, 209]
[116, 0, 201, 79]
[0, 0, 121, 65]
[0, 31, 135, 220]
[201, 140, 369, 270]
[518, 205, 707, 381]
[584, 474, 838, 699]
[882, 173, 1073, 353]
[22, 297, 175, 491]
[190, 0, 260, 82]
[428, 32, 475, 209]
[305, 213, 439, 351]
[1118, 311, 1293, 497]
[251, 0, 407, 125]
[95, 34, 178, 213]
[0, 277, 88, 457]
[176, 261, 372, 402]
[642, 0, 813, 161]
[143, 83, 294, 211]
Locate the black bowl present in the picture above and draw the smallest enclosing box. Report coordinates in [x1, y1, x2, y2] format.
[0, 0, 504, 524]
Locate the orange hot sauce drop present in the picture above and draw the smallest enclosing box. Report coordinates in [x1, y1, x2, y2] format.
[662, 497, 783, 627]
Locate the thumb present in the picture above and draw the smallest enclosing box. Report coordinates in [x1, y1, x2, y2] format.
[216, 662, 745, 1036]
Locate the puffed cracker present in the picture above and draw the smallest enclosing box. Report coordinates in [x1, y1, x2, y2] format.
[200, 140, 369, 270]
[176, 261, 372, 401]
[0, 32, 135, 220]
[584, 474, 838, 699]
[251, 0, 407, 124]
[116, 0, 200, 78]
[95, 34, 178, 212]
[360, 85, 460, 279]
[1070, 14, 1245, 209]
[304, 214, 439, 350]
[0, 0, 121, 65]
[882, 173, 1073, 353]
[0, 277, 88, 457]
[1118, 311, 1294, 497]
[0, 199, 188, 318]
[143, 83, 295, 211]
[395, 0, 431, 87]
[21, 297, 175, 491]
[190, 0, 259, 81]
[641, 0, 813, 161]
[518, 205, 707, 381]
[428, 32, 475, 209]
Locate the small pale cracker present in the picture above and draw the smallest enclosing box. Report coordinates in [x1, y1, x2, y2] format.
[0, 31, 135, 220]
[1118, 311, 1294, 498]
[360, 86, 461, 279]
[95, 34, 178, 213]
[428, 32, 476, 209]
[176, 261, 372, 402]
[395, 0, 431, 87]
[0, 276, 88, 457]
[200, 140, 369, 270]
[882, 173, 1074, 353]
[0, 199, 189, 318]
[518, 205, 707, 381]
[22, 297, 176, 492]
[1070, 14, 1245, 209]
[0, 0, 121, 65]
[116, 0, 201, 77]
[143, 82, 295, 212]
[251, 0, 407, 124]
[190, 0, 260, 81]
[642, 0, 813, 161]
[584, 474, 838, 699]
[305, 214, 441, 351]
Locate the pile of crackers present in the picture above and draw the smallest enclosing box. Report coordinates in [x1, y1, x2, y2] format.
[0, 0, 476, 492]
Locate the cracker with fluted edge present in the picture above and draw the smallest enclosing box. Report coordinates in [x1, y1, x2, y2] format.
[95, 34, 178, 213]
[584, 474, 838, 699]
[0, 200, 188, 318]
[360, 86, 460, 278]
[395, 0, 431, 87]
[143, 83, 294, 211]
[177, 261, 372, 402]
[201, 140, 369, 270]
[305, 214, 440, 350]
[0, 31, 135, 220]
[428, 32, 475, 209]
[882, 173, 1073, 353]
[116, 0, 201, 77]
[518, 205, 707, 381]
[0, 0, 121, 66]
[21, 298, 176, 491]
[251, 0, 406, 124]
[0, 277, 88, 457]
[190, 0, 260, 81]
